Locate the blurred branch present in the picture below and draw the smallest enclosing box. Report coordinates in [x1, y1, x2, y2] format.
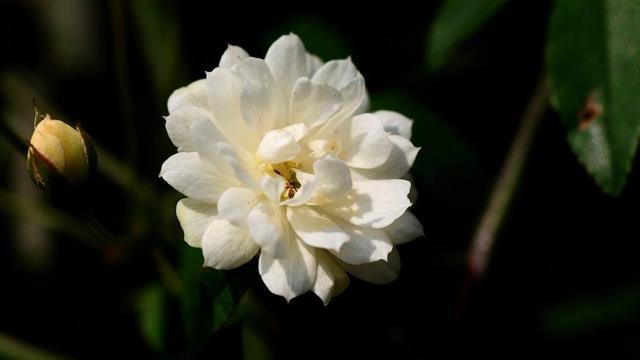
[467, 75, 548, 280]
[0, 332, 69, 360]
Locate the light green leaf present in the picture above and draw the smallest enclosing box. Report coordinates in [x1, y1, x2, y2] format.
[426, 0, 508, 71]
[135, 284, 167, 352]
[547, 0, 640, 195]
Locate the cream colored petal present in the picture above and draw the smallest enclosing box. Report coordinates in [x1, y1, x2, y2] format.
[217, 188, 260, 228]
[289, 77, 342, 129]
[338, 247, 401, 284]
[167, 79, 208, 113]
[202, 219, 259, 270]
[330, 218, 393, 265]
[383, 211, 423, 245]
[247, 201, 288, 258]
[338, 113, 393, 169]
[219, 44, 249, 69]
[312, 250, 349, 305]
[287, 206, 349, 251]
[176, 198, 217, 247]
[265, 33, 309, 103]
[375, 110, 413, 139]
[256, 129, 300, 164]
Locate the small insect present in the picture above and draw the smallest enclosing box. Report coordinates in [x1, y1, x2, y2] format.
[284, 181, 297, 199]
[578, 91, 602, 130]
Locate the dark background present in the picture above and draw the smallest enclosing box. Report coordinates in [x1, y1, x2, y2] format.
[2, 0, 640, 358]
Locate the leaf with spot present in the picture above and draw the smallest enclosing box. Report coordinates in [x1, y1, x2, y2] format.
[547, 0, 640, 195]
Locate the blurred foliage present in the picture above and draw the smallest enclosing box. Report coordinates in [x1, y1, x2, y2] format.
[135, 283, 167, 352]
[547, 0, 640, 195]
[426, 0, 508, 71]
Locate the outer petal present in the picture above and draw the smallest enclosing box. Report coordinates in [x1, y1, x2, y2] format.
[265, 34, 309, 103]
[165, 106, 212, 152]
[219, 44, 249, 69]
[338, 247, 401, 284]
[383, 211, 423, 245]
[321, 179, 411, 228]
[313, 250, 349, 305]
[287, 206, 349, 251]
[206, 67, 258, 150]
[202, 219, 259, 270]
[190, 118, 235, 177]
[306, 53, 324, 77]
[247, 201, 288, 258]
[167, 79, 208, 113]
[176, 198, 217, 247]
[375, 110, 413, 139]
[256, 129, 300, 163]
[259, 235, 317, 302]
[351, 135, 420, 180]
[338, 113, 393, 169]
[289, 77, 342, 129]
[217, 188, 260, 228]
[160, 152, 240, 204]
[312, 58, 366, 119]
[331, 218, 393, 265]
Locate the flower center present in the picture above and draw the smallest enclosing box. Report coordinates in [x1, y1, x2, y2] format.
[264, 161, 301, 200]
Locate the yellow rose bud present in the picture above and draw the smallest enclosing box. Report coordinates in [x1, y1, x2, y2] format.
[27, 115, 96, 188]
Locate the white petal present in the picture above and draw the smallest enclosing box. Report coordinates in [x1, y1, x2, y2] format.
[287, 206, 349, 251]
[338, 113, 393, 169]
[216, 142, 259, 191]
[176, 198, 217, 247]
[206, 68, 258, 149]
[312, 58, 366, 119]
[160, 152, 240, 203]
[355, 90, 370, 115]
[282, 122, 308, 142]
[217, 188, 260, 228]
[375, 110, 413, 139]
[247, 201, 288, 258]
[190, 118, 235, 177]
[165, 106, 212, 152]
[306, 53, 324, 77]
[351, 134, 420, 180]
[235, 58, 286, 131]
[219, 44, 249, 69]
[321, 179, 411, 228]
[313, 250, 349, 305]
[259, 236, 316, 302]
[202, 219, 259, 270]
[284, 155, 352, 206]
[383, 211, 423, 245]
[259, 174, 286, 203]
[330, 218, 393, 265]
[289, 77, 342, 129]
[256, 129, 300, 164]
[338, 247, 401, 284]
[167, 79, 208, 113]
[265, 34, 309, 103]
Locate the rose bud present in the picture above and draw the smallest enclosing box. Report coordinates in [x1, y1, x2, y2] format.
[27, 115, 96, 189]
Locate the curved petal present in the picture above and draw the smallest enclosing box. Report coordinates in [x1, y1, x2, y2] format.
[202, 219, 259, 270]
[321, 179, 411, 228]
[284, 155, 352, 206]
[306, 53, 324, 77]
[311, 58, 366, 119]
[160, 152, 240, 203]
[375, 110, 413, 139]
[351, 134, 420, 180]
[247, 201, 288, 258]
[217, 187, 260, 228]
[235, 58, 287, 132]
[330, 218, 393, 265]
[219, 44, 249, 69]
[338, 113, 393, 169]
[165, 106, 212, 152]
[259, 174, 286, 202]
[259, 236, 317, 302]
[313, 250, 349, 305]
[176, 198, 217, 247]
[256, 129, 300, 163]
[289, 77, 342, 129]
[167, 79, 208, 113]
[383, 211, 423, 245]
[205, 67, 258, 150]
[265, 33, 309, 103]
[287, 206, 349, 251]
[338, 247, 401, 284]
[190, 118, 235, 177]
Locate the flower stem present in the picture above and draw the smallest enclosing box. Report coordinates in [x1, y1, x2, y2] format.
[0, 332, 69, 360]
[467, 75, 548, 280]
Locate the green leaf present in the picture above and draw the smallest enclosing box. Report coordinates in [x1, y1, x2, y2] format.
[426, 0, 508, 71]
[547, 0, 640, 195]
[135, 284, 167, 352]
[179, 246, 248, 355]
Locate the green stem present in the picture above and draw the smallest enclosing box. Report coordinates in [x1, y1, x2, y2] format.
[0, 332, 69, 360]
[468, 75, 549, 280]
